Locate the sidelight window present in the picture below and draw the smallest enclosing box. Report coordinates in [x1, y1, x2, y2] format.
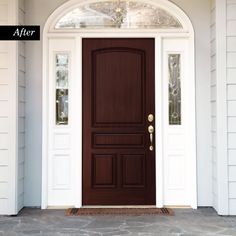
[55, 53, 69, 125]
[168, 54, 181, 125]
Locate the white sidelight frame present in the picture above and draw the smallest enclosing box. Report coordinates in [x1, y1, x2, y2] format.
[42, 0, 196, 209]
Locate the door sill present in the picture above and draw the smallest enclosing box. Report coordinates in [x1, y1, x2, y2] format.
[164, 205, 191, 209]
[47, 206, 74, 209]
[82, 205, 157, 208]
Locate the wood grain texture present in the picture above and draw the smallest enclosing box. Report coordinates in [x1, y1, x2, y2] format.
[83, 38, 155, 205]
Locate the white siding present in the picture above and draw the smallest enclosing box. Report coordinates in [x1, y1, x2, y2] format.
[0, 0, 17, 215]
[0, 0, 24, 215]
[212, 0, 230, 215]
[17, 0, 25, 212]
[227, 37, 236, 52]
[0, 1, 8, 25]
[229, 182, 236, 198]
[228, 117, 236, 132]
[227, 68, 236, 84]
[229, 199, 236, 215]
[227, 0, 236, 215]
[229, 150, 236, 165]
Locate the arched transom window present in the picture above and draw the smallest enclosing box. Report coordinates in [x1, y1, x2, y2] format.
[55, 0, 183, 29]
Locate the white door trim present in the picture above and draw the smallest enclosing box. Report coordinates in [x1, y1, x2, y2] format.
[42, 0, 196, 209]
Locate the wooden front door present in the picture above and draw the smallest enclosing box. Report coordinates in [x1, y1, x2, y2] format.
[82, 38, 155, 205]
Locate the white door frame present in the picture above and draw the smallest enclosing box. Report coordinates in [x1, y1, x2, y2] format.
[42, 0, 197, 209]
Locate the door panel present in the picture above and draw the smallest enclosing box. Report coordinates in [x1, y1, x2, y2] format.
[92, 48, 144, 125]
[83, 38, 155, 205]
[122, 154, 145, 188]
[92, 154, 116, 188]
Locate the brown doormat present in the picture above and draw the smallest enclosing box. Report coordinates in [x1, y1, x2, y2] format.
[66, 208, 174, 216]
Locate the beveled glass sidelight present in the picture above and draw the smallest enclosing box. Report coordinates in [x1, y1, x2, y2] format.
[55, 0, 182, 29]
[56, 54, 69, 88]
[55, 53, 69, 125]
[56, 89, 69, 125]
[168, 54, 181, 125]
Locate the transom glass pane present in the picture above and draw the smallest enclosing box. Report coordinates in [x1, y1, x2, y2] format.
[55, 1, 182, 29]
[55, 53, 69, 125]
[168, 54, 181, 125]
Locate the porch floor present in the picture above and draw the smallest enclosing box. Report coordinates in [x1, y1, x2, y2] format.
[0, 208, 236, 236]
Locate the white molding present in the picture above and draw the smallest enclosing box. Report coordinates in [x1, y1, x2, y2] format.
[215, 0, 229, 215]
[46, 32, 191, 38]
[189, 34, 197, 209]
[155, 36, 164, 207]
[42, 0, 196, 209]
[74, 36, 82, 208]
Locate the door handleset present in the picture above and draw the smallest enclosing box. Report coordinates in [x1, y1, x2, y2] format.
[148, 125, 154, 151]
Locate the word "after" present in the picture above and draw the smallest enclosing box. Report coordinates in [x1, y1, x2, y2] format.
[13, 27, 36, 38]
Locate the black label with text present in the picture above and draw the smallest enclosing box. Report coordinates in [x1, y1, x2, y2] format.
[0, 26, 40, 40]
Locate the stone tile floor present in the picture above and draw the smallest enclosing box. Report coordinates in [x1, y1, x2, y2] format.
[0, 208, 236, 236]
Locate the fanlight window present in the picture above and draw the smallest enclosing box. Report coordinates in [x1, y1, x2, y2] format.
[55, 0, 182, 29]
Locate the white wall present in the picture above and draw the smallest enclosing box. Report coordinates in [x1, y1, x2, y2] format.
[227, 0, 236, 215]
[24, 0, 212, 207]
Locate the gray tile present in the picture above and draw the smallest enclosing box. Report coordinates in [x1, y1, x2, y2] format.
[0, 208, 236, 236]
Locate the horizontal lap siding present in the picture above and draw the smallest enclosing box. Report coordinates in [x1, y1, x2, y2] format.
[0, 0, 10, 214]
[0, 0, 13, 214]
[0, 0, 22, 215]
[227, 0, 236, 215]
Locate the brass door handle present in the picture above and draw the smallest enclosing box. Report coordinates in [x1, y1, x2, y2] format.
[148, 125, 154, 151]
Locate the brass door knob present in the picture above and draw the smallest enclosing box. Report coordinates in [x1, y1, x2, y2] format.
[148, 114, 154, 122]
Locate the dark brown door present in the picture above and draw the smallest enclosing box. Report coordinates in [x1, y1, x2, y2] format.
[83, 38, 155, 205]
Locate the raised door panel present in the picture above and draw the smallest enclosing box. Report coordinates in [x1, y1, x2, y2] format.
[92, 48, 145, 126]
[122, 154, 145, 188]
[92, 154, 116, 188]
[93, 133, 144, 148]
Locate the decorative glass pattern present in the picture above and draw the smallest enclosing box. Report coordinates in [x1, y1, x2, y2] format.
[55, 1, 182, 29]
[168, 54, 181, 125]
[55, 54, 69, 125]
